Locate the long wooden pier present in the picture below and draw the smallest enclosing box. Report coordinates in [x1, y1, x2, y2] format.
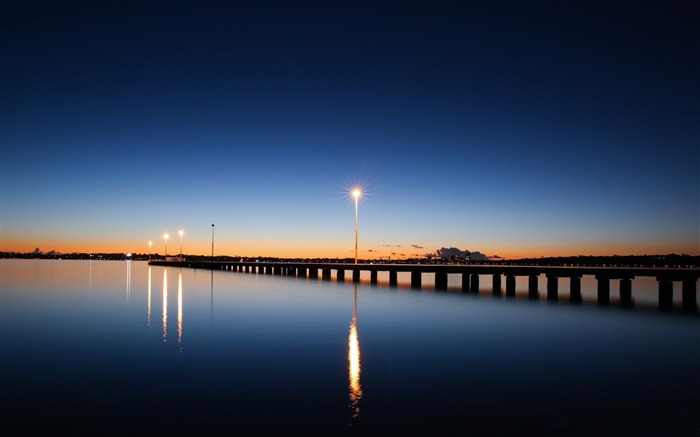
[149, 260, 699, 310]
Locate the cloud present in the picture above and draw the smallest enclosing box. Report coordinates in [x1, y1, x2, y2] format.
[411, 244, 424, 249]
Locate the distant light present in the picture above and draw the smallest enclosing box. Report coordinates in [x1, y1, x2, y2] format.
[126, 253, 132, 257]
[164, 234, 170, 240]
[179, 230, 184, 237]
[352, 189, 362, 199]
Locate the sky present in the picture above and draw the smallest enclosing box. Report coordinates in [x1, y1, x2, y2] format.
[2, 0, 698, 259]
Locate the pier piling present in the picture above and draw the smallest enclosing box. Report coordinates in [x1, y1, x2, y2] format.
[506, 275, 516, 296]
[597, 276, 610, 305]
[682, 279, 697, 311]
[547, 275, 558, 301]
[570, 276, 582, 302]
[389, 271, 398, 287]
[492, 274, 501, 296]
[528, 275, 538, 299]
[470, 274, 479, 293]
[620, 278, 633, 306]
[435, 271, 448, 290]
[658, 280, 673, 310]
[462, 273, 470, 292]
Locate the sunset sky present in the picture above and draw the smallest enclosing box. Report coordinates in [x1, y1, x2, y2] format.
[2, 1, 698, 259]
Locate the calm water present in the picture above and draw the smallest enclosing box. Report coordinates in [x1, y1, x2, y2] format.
[1, 259, 698, 436]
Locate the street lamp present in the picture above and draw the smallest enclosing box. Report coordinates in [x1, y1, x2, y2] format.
[211, 224, 215, 260]
[352, 189, 361, 264]
[178, 230, 184, 256]
[163, 233, 169, 257]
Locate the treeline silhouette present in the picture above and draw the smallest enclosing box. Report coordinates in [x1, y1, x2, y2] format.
[2, 252, 698, 267]
[483, 254, 699, 268]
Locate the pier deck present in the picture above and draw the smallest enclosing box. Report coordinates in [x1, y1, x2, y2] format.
[149, 260, 699, 310]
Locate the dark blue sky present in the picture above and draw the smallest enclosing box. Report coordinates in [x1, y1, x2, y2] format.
[2, 0, 698, 258]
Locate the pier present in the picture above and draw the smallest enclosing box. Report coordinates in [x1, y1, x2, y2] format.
[148, 260, 699, 311]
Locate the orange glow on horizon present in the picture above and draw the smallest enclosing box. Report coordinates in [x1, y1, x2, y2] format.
[1, 235, 697, 260]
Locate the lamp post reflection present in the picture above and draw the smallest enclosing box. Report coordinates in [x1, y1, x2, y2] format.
[147, 266, 152, 331]
[177, 268, 184, 352]
[348, 283, 363, 422]
[126, 256, 132, 304]
[162, 269, 168, 343]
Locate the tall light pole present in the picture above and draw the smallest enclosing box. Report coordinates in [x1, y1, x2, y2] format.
[211, 224, 215, 260]
[148, 241, 152, 260]
[163, 233, 169, 257]
[178, 230, 184, 256]
[352, 189, 361, 264]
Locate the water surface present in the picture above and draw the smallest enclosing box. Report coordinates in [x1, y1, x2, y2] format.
[1, 259, 698, 436]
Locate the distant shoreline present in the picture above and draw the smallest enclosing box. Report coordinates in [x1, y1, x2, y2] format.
[2, 252, 698, 268]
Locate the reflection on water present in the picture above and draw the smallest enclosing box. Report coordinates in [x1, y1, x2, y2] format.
[147, 266, 152, 330]
[178, 269, 183, 352]
[152, 266, 185, 350]
[125, 260, 132, 304]
[1, 260, 697, 436]
[162, 269, 168, 343]
[348, 284, 362, 423]
[210, 270, 214, 329]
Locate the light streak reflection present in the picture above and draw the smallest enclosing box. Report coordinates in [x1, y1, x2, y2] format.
[147, 266, 152, 331]
[162, 269, 168, 343]
[348, 284, 362, 423]
[177, 268, 183, 352]
[126, 259, 132, 304]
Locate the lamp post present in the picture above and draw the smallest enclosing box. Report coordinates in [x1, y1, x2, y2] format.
[211, 224, 215, 260]
[163, 233, 169, 257]
[148, 241, 152, 260]
[352, 189, 361, 264]
[178, 230, 184, 256]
